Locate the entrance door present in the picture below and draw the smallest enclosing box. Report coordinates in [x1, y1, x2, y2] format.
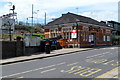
[91, 33, 96, 46]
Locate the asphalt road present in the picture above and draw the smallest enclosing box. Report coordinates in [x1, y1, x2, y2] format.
[1, 46, 119, 79]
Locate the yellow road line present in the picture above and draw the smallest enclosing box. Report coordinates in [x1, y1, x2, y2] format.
[41, 68, 56, 74]
[103, 60, 114, 65]
[96, 67, 120, 78]
[67, 62, 79, 66]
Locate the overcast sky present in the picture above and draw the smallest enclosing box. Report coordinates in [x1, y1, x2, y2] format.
[0, 0, 119, 24]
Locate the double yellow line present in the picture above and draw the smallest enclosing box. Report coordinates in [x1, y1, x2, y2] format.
[96, 66, 120, 78]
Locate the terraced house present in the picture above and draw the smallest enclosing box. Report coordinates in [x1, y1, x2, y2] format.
[44, 12, 112, 47]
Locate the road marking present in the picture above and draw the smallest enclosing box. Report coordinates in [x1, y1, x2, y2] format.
[2, 62, 66, 78]
[86, 59, 107, 64]
[96, 67, 119, 78]
[79, 68, 102, 77]
[86, 52, 110, 58]
[67, 62, 79, 66]
[61, 66, 102, 77]
[111, 61, 119, 66]
[93, 59, 107, 64]
[103, 60, 114, 65]
[41, 68, 56, 74]
[9, 77, 24, 80]
[74, 67, 91, 74]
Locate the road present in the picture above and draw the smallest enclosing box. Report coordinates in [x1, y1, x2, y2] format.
[1, 46, 119, 79]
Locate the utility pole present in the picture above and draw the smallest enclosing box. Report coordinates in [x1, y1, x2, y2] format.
[32, 4, 34, 26]
[45, 12, 46, 25]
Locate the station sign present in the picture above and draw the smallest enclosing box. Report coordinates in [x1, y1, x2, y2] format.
[71, 29, 77, 38]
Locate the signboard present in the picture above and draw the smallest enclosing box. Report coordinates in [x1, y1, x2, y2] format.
[0, 18, 15, 34]
[71, 29, 77, 38]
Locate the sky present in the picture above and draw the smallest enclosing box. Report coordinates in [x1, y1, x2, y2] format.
[0, 0, 119, 24]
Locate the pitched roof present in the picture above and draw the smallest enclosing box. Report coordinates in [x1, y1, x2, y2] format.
[45, 12, 107, 28]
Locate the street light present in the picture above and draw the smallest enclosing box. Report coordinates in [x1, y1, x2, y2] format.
[34, 10, 39, 25]
[76, 19, 80, 48]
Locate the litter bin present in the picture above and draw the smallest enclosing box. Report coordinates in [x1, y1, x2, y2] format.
[45, 41, 51, 54]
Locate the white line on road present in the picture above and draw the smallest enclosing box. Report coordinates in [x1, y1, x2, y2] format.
[2, 62, 66, 78]
[86, 52, 110, 58]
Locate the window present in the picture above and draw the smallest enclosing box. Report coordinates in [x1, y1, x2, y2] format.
[83, 32, 88, 41]
[103, 35, 106, 41]
[107, 36, 110, 41]
[64, 32, 69, 39]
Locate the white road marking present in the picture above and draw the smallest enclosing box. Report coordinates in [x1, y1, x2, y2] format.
[2, 62, 66, 78]
[40, 68, 56, 74]
[86, 52, 110, 58]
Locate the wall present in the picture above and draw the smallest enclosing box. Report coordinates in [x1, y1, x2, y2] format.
[2, 41, 17, 59]
[1, 41, 41, 59]
[25, 46, 40, 55]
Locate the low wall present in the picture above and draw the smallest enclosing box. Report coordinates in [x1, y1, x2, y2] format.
[25, 46, 40, 55]
[1, 41, 41, 59]
[2, 41, 17, 59]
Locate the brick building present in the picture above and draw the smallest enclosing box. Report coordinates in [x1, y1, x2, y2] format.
[44, 12, 112, 47]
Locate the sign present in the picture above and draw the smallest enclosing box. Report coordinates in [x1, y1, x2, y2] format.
[71, 29, 77, 38]
[0, 18, 15, 34]
[72, 29, 77, 33]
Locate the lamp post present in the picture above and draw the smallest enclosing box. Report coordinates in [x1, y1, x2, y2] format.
[45, 12, 47, 25]
[32, 4, 34, 26]
[76, 20, 80, 48]
[33, 10, 39, 25]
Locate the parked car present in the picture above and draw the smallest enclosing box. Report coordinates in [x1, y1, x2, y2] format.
[40, 38, 62, 52]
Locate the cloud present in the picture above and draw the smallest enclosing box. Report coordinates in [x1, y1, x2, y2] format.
[81, 11, 117, 21]
[0, 0, 119, 23]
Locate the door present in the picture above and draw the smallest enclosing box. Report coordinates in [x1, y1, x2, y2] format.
[91, 33, 96, 46]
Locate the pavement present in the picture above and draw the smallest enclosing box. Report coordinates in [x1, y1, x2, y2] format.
[1, 46, 120, 78]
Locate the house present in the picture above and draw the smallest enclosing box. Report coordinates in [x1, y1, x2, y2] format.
[44, 12, 112, 47]
[107, 21, 120, 45]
